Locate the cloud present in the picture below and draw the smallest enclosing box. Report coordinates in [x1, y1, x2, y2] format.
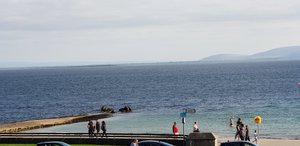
[1, 0, 300, 31]
[0, 0, 300, 66]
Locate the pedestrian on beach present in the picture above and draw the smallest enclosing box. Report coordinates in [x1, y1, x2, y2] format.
[253, 130, 258, 143]
[234, 118, 242, 140]
[96, 120, 101, 136]
[101, 121, 107, 137]
[234, 124, 240, 140]
[239, 124, 246, 141]
[130, 139, 139, 146]
[193, 121, 200, 132]
[87, 120, 94, 137]
[237, 118, 242, 126]
[172, 122, 179, 135]
[245, 125, 250, 141]
[229, 116, 234, 127]
[93, 125, 96, 137]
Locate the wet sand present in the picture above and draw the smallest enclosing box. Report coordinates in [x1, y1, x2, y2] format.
[0, 113, 112, 133]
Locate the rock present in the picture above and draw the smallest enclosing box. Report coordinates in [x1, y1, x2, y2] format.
[119, 106, 132, 113]
[101, 105, 115, 113]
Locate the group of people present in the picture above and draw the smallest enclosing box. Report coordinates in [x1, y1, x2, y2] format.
[230, 117, 257, 143]
[87, 120, 107, 137]
[172, 121, 200, 135]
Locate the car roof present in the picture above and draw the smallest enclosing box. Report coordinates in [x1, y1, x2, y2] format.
[221, 141, 259, 146]
[36, 141, 70, 145]
[139, 140, 174, 146]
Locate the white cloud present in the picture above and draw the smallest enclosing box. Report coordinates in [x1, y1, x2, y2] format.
[0, 0, 300, 66]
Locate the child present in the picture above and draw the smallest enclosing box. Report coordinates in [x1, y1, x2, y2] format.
[253, 130, 258, 143]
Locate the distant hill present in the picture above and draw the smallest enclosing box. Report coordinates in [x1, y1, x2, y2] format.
[201, 54, 249, 62]
[201, 46, 300, 62]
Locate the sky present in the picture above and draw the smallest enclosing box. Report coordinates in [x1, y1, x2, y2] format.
[1, 0, 300, 67]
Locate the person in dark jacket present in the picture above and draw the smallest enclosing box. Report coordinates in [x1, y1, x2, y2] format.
[101, 121, 107, 137]
[87, 120, 94, 137]
[95, 120, 101, 137]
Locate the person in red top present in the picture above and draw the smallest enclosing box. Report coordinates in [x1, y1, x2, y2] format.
[87, 120, 94, 137]
[172, 122, 179, 135]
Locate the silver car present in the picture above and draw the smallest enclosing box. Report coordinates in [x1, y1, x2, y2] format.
[138, 140, 174, 146]
[36, 141, 71, 146]
[220, 141, 259, 146]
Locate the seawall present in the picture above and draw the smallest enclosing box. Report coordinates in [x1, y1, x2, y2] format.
[0, 113, 112, 133]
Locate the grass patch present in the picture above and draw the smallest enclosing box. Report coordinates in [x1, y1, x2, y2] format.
[0, 144, 36, 146]
[0, 144, 103, 146]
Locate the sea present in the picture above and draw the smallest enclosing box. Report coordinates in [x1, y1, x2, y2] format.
[0, 61, 300, 139]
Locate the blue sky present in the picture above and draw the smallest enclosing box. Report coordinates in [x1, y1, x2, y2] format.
[1, 0, 300, 67]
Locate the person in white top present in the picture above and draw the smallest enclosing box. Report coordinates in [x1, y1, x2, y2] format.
[130, 139, 138, 146]
[193, 121, 200, 132]
[253, 130, 258, 143]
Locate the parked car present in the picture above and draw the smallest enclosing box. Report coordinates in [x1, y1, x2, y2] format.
[36, 141, 70, 146]
[220, 141, 259, 146]
[138, 140, 174, 146]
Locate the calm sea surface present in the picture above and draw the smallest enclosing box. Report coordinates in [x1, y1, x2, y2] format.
[1, 61, 300, 139]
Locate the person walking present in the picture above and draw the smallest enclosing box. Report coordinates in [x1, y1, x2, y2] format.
[101, 121, 107, 137]
[96, 120, 101, 137]
[253, 130, 258, 143]
[193, 121, 200, 132]
[239, 124, 246, 141]
[87, 120, 94, 137]
[234, 124, 240, 140]
[172, 122, 179, 135]
[245, 125, 250, 141]
[234, 118, 242, 140]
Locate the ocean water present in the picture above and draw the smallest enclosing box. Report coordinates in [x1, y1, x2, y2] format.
[1, 61, 300, 139]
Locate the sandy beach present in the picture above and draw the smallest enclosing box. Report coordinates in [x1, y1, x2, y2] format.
[0, 113, 112, 133]
[218, 137, 300, 146]
[257, 139, 300, 146]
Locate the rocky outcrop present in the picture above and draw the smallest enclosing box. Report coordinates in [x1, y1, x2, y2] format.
[119, 106, 132, 113]
[101, 105, 115, 113]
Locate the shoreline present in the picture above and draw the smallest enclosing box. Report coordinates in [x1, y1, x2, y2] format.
[0, 113, 113, 133]
[217, 134, 300, 141]
[218, 135, 300, 141]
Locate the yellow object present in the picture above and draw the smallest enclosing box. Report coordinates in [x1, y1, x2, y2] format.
[254, 116, 262, 124]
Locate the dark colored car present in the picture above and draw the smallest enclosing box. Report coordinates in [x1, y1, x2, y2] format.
[138, 140, 174, 146]
[220, 141, 259, 146]
[36, 141, 71, 146]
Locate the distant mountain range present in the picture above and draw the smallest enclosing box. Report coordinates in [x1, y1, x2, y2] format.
[201, 46, 300, 62]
